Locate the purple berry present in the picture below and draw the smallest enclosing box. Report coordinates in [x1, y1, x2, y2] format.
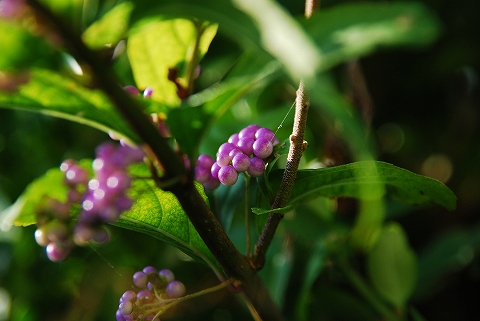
[65, 167, 88, 185]
[218, 166, 238, 186]
[166, 280, 186, 298]
[73, 224, 94, 245]
[255, 127, 275, 140]
[232, 153, 250, 172]
[120, 290, 137, 303]
[228, 148, 243, 158]
[252, 137, 274, 159]
[136, 289, 154, 305]
[196, 154, 215, 169]
[143, 266, 158, 277]
[46, 242, 70, 262]
[203, 175, 220, 190]
[236, 137, 254, 155]
[116, 196, 134, 212]
[123, 85, 140, 96]
[217, 142, 236, 155]
[106, 171, 131, 192]
[216, 151, 233, 167]
[195, 165, 210, 184]
[247, 157, 265, 177]
[228, 133, 239, 145]
[210, 162, 221, 179]
[143, 87, 153, 98]
[239, 125, 259, 139]
[159, 269, 175, 283]
[118, 301, 133, 315]
[133, 271, 149, 288]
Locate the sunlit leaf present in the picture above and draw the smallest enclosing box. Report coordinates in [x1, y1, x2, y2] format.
[3, 161, 220, 273]
[116, 163, 220, 272]
[130, 0, 260, 49]
[367, 222, 418, 308]
[0, 20, 60, 72]
[0, 68, 170, 142]
[82, 2, 134, 49]
[6, 168, 68, 227]
[127, 18, 217, 106]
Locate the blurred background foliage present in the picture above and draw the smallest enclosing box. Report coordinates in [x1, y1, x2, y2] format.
[0, 0, 479, 320]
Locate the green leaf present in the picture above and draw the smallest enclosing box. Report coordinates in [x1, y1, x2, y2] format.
[127, 18, 217, 106]
[268, 161, 457, 210]
[251, 205, 293, 215]
[0, 68, 152, 142]
[5, 168, 69, 227]
[301, 2, 441, 71]
[295, 238, 328, 321]
[130, 0, 260, 50]
[167, 60, 281, 160]
[116, 164, 220, 272]
[3, 161, 220, 273]
[82, 2, 134, 49]
[0, 20, 60, 72]
[367, 222, 418, 308]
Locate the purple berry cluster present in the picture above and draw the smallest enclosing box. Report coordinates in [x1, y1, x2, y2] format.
[34, 142, 144, 261]
[117, 267, 186, 321]
[195, 125, 279, 189]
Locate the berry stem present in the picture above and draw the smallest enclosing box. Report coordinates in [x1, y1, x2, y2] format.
[245, 175, 251, 257]
[27, 1, 285, 320]
[185, 20, 210, 96]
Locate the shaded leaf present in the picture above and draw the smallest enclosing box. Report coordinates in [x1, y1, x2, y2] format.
[367, 222, 418, 308]
[251, 205, 293, 215]
[82, 2, 134, 49]
[414, 225, 480, 300]
[295, 238, 328, 321]
[301, 2, 441, 71]
[127, 18, 217, 106]
[268, 161, 457, 210]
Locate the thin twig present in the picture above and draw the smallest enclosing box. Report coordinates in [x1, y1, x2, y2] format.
[245, 176, 252, 257]
[251, 0, 316, 270]
[251, 81, 309, 269]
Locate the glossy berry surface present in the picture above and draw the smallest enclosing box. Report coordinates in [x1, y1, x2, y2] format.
[194, 125, 278, 189]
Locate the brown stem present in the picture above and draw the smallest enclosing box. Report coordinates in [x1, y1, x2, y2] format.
[26, 1, 284, 319]
[251, 81, 310, 269]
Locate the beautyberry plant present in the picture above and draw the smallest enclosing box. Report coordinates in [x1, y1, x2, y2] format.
[0, 0, 460, 320]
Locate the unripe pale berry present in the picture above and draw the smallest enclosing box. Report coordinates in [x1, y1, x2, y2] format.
[218, 166, 238, 186]
[166, 280, 186, 298]
[232, 153, 250, 172]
